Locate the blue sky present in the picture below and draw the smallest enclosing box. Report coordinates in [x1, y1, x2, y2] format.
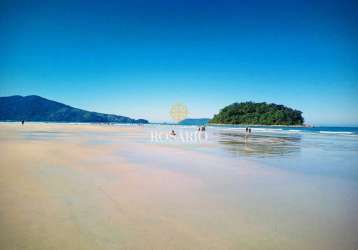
[0, 0, 357, 124]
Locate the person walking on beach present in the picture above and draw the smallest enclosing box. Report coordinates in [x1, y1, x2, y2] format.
[245, 127, 252, 143]
[21, 120, 24, 125]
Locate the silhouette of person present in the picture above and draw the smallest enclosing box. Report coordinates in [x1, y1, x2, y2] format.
[21, 120, 24, 125]
[170, 130, 176, 136]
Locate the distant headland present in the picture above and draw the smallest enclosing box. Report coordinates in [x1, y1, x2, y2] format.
[0, 95, 149, 124]
[178, 118, 210, 126]
[210, 102, 304, 126]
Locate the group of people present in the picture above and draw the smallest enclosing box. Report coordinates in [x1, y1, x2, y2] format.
[171, 126, 252, 136]
[170, 126, 206, 137]
[198, 126, 206, 132]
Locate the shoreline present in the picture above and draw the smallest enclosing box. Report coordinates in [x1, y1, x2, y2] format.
[3, 121, 358, 129]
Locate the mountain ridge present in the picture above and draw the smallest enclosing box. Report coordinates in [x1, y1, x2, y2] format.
[0, 95, 148, 123]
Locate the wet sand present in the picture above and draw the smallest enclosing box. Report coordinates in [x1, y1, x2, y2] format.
[0, 123, 357, 250]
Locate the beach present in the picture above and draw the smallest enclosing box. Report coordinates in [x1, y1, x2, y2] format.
[1, 123, 357, 250]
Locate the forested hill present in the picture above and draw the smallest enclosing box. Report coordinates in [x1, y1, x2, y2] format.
[210, 102, 304, 125]
[0, 95, 148, 123]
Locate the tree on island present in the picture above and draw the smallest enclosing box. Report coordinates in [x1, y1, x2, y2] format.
[210, 102, 304, 125]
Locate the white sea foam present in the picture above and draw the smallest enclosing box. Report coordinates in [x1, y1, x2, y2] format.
[319, 131, 353, 135]
[287, 129, 301, 133]
[252, 128, 284, 133]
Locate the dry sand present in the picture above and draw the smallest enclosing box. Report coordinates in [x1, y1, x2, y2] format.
[1, 123, 357, 250]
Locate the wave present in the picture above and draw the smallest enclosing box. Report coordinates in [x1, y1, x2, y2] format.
[252, 128, 284, 132]
[287, 129, 302, 133]
[319, 131, 353, 135]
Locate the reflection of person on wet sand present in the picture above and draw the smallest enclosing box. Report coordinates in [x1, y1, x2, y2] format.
[245, 127, 251, 143]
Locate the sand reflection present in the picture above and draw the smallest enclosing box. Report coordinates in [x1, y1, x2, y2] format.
[217, 131, 301, 157]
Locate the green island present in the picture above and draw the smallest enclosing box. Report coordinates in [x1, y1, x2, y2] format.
[210, 102, 304, 125]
